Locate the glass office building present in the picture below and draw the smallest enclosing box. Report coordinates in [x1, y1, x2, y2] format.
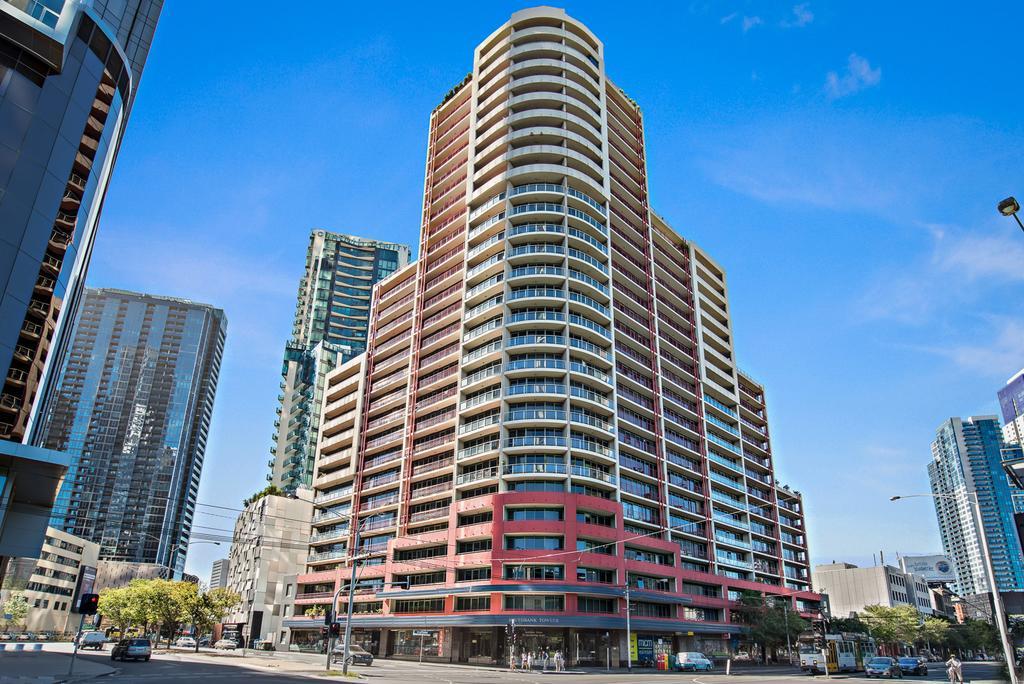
[269, 231, 410, 492]
[0, 0, 162, 583]
[929, 416, 1024, 594]
[38, 289, 225, 578]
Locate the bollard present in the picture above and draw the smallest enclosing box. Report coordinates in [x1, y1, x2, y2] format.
[726, 659, 732, 675]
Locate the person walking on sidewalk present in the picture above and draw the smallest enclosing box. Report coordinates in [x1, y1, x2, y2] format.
[945, 654, 963, 684]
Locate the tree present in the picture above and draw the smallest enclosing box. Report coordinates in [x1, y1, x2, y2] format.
[243, 485, 284, 507]
[2, 592, 29, 631]
[180, 586, 239, 652]
[732, 591, 810, 662]
[919, 617, 949, 652]
[859, 605, 920, 646]
[97, 587, 141, 634]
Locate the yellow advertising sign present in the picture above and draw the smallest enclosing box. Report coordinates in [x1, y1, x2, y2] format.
[629, 632, 638, 661]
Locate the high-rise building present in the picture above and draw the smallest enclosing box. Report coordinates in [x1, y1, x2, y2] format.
[37, 288, 226, 578]
[210, 557, 230, 589]
[0, 0, 163, 584]
[928, 416, 1024, 595]
[281, 7, 818, 663]
[269, 231, 410, 492]
[224, 490, 312, 648]
[999, 370, 1024, 446]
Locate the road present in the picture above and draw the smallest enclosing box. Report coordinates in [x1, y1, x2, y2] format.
[16, 645, 1012, 684]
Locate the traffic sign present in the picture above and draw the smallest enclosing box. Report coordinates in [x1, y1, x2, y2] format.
[412, 630, 432, 636]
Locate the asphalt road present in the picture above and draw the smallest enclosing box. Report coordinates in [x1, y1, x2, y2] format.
[42, 647, 1012, 684]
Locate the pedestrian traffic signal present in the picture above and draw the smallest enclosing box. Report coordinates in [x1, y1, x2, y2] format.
[324, 608, 333, 626]
[78, 593, 99, 615]
[329, 622, 341, 637]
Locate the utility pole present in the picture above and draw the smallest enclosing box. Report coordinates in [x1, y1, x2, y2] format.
[624, 584, 631, 671]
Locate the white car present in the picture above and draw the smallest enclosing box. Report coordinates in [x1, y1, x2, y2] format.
[174, 636, 196, 648]
[78, 631, 108, 650]
[214, 638, 238, 650]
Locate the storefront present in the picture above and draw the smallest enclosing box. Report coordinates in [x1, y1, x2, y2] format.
[630, 633, 676, 667]
[387, 628, 450, 661]
[348, 629, 382, 656]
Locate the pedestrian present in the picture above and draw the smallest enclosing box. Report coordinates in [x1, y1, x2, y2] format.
[542, 650, 549, 670]
[945, 653, 963, 684]
[527, 651, 534, 670]
[521, 650, 528, 670]
[555, 649, 564, 671]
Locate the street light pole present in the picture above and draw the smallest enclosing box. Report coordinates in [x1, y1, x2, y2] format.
[999, 197, 1024, 232]
[891, 493, 1019, 684]
[340, 520, 364, 677]
[624, 583, 631, 671]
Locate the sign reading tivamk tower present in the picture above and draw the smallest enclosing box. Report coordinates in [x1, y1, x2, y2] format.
[900, 555, 956, 583]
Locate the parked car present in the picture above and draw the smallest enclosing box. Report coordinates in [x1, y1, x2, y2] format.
[214, 638, 238, 650]
[198, 636, 211, 647]
[866, 657, 903, 678]
[174, 636, 196, 648]
[16, 632, 34, 641]
[675, 652, 714, 672]
[897, 657, 928, 676]
[331, 643, 374, 666]
[111, 638, 152, 662]
[78, 631, 108, 650]
[37, 632, 50, 641]
[0, 633, 12, 641]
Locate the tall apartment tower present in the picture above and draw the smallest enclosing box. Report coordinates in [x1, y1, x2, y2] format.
[210, 558, 230, 589]
[0, 0, 163, 583]
[282, 7, 817, 663]
[269, 231, 410, 492]
[38, 288, 226, 578]
[928, 416, 1024, 595]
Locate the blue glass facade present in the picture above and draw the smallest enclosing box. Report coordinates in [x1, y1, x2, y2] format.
[0, 0, 161, 580]
[929, 416, 1024, 594]
[269, 231, 410, 491]
[38, 289, 225, 577]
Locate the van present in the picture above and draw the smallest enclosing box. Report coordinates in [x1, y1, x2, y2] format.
[78, 632, 107, 650]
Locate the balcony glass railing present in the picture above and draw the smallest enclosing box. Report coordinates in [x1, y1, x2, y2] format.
[704, 394, 737, 417]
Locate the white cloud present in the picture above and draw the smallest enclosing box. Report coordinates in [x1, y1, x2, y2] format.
[825, 53, 881, 99]
[742, 15, 763, 32]
[919, 317, 1024, 378]
[720, 12, 737, 24]
[781, 3, 814, 28]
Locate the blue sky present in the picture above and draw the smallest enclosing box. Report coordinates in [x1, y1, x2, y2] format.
[86, 1, 1024, 580]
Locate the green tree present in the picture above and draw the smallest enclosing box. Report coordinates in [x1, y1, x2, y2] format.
[243, 485, 284, 507]
[859, 605, 920, 645]
[919, 617, 949, 652]
[733, 591, 809, 662]
[2, 592, 29, 631]
[97, 587, 141, 634]
[180, 586, 239, 652]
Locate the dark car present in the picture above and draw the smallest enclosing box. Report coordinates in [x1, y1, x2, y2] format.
[331, 643, 374, 666]
[111, 638, 152, 662]
[866, 657, 903, 678]
[898, 657, 928, 675]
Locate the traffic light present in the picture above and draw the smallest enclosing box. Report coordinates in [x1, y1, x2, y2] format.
[320, 627, 329, 638]
[329, 622, 341, 637]
[78, 593, 99, 615]
[812, 618, 826, 650]
[324, 608, 333, 626]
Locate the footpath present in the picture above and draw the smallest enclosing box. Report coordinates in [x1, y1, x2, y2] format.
[0, 651, 115, 683]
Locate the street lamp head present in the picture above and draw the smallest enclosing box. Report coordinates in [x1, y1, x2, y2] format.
[999, 196, 1020, 217]
[889, 496, 901, 501]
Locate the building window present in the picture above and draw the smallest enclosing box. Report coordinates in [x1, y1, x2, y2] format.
[576, 538, 614, 555]
[577, 567, 615, 584]
[455, 596, 490, 611]
[576, 510, 614, 527]
[456, 567, 491, 582]
[506, 507, 563, 521]
[505, 536, 563, 551]
[504, 595, 564, 611]
[631, 601, 673, 618]
[392, 599, 444, 613]
[578, 597, 616, 613]
[458, 511, 493, 526]
[505, 565, 564, 581]
[457, 539, 492, 553]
